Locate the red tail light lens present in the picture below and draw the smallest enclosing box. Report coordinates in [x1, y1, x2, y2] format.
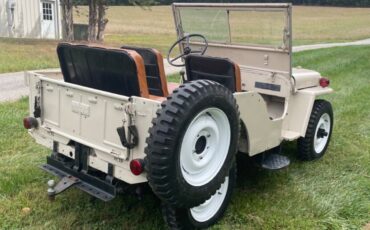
[23, 117, 38, 129]
[319, 78, 330, 88]
[130, 159, 145, 176]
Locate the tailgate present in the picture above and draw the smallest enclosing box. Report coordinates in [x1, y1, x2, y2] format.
[39, 76, 131, 158]
[27, 72, 161, 184]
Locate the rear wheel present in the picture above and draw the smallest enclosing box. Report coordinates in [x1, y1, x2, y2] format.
[145, 80, 239, 208]
[297, 100, 333, 160]
[162, 163, 236, 230]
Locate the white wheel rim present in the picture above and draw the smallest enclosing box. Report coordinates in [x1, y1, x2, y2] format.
[180, 108, 231, 186]
[190, 177, 229, 222]
[314, 113, 331, 153]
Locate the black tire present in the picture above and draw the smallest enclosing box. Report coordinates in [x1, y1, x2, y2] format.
[162, 163, 237, 230]
[145, 80, 240, 208]
[297, 99, 333, 161]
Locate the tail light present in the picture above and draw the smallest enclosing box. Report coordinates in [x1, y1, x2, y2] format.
[319, 77, 330, 88]
[130, 159, 145, 176]
[23, 117, 38, 129]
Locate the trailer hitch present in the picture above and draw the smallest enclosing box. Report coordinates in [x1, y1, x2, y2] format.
[41, 158, 116, 201]
[47, 176, 80, 201]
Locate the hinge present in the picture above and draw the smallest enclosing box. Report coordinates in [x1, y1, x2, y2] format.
[124, 103, 136, 116]
[34, 96, 41, 118]
[34, 81, 42, 118]
[35, 81, 42, 92]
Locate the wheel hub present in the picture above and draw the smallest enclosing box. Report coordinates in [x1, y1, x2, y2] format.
[314, 113, 331, 153]
[180, 108, 231, 186]
[317, 128, 328, 138]
[195, 136, 207, 154]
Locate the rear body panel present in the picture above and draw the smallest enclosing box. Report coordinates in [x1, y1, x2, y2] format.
[27, 71, 161, 184]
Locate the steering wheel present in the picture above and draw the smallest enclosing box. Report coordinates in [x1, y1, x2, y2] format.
[167, 34, 208, 67]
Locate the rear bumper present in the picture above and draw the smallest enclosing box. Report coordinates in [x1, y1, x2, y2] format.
[40, 156, 116, 201]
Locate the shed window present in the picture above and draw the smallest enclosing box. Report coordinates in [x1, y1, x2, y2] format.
[42, 3, 53, 21]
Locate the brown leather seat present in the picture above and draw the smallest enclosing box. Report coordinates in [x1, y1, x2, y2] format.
[57, 43, 150, 98]
[185, 55, 242, 92]
[121, 45, 170, 97]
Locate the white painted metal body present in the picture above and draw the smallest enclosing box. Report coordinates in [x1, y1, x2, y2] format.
[25, 68, 332, 184]
[26, 71, 160, 184]
[25, 3, 333, 185]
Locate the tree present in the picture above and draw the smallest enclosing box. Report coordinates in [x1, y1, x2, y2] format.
[60, 0, 74, 41]
[87, 0, 97, 41]
[97, 0, 109, 41]
[87, 0, 108, 42]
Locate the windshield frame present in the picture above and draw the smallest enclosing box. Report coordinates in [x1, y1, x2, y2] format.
[172, 3, 292, 52]
[172, 3, 293, 77]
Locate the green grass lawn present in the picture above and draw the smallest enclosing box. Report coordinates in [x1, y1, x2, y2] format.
[75, 6, 370, 46]
[0, 38, 59, 74]
[0, 46, 369, 229]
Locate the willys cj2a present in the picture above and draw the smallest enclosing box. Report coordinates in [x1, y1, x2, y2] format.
[23, 3, 333, 229]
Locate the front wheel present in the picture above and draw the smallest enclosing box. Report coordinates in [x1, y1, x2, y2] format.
[297, 99, 333, 161]
[162, 163, 236, 230]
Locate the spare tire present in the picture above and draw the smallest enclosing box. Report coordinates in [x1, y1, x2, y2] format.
[145, 80, 239, 208]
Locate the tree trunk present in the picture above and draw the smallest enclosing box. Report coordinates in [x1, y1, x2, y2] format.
[88, 0, 97, 42]
[60, 0, 74, 41]
[97, 0, 108, 41]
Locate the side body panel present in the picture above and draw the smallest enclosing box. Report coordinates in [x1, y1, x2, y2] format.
[235, 92, 283, 156]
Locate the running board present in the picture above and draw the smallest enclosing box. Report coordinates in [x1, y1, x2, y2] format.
[40, 157, 116, 201]
[255, 153, 290, 170]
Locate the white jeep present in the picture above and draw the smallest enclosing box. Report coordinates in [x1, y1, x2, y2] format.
[24, 3, 333, 229]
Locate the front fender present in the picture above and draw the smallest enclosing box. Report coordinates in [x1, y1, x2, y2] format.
[282, 86, 333, 140]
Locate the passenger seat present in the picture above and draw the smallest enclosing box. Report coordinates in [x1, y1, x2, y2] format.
[57, 43, 150, 98]
[121, 46, 170, 97]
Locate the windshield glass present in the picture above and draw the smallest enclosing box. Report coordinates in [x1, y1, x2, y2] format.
[179, 8, 230, 43]
[177, 7, 288, 49]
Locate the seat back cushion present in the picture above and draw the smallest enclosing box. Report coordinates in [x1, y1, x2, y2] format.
[185, 55, 241, 92]
[121, 45, 168, 97]
[57, 43, 149, 97]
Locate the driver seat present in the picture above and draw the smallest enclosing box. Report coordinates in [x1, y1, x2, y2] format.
[185, 55, 242, 92]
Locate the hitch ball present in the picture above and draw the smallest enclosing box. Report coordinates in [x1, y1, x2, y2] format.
[47, 180, 56, 201]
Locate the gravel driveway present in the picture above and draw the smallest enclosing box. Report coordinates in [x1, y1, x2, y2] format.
[0, 71, 29, 102]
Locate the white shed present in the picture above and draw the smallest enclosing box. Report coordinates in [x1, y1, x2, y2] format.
[0, 0, 62, 39]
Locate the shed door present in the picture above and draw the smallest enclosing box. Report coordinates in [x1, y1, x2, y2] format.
[41, 1, 56, 39]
